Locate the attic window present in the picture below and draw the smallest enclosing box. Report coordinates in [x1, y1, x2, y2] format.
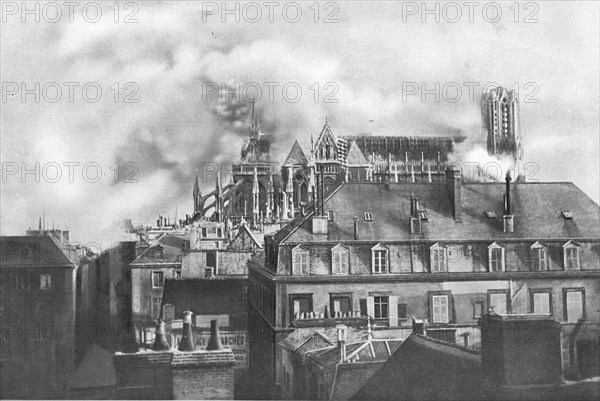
[418, 211, 428, 221]
[327, 210, 334, 221]
[364, 212, 374, 222]
[561, 210, 573, 219]
[484, 210, 497, 219]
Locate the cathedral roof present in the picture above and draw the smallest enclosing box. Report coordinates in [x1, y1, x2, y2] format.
[283, 140, 309, 166]
[343, 135, 464, 162]
[344, 140, 370, 166]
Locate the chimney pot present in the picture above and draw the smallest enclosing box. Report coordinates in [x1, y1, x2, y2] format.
[206, 319, 223, 351]
[152, 319, 171, 351]
[178, 310, 195, 352]
[445, 166, 462, 222]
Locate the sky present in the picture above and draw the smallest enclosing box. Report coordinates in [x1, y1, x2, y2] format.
[1, 1, 599, 247]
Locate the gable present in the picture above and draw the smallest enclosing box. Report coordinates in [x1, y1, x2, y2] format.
[345, 140, 370, 166]
[228, 225, 261, 251]
[283, 140, 309, 166]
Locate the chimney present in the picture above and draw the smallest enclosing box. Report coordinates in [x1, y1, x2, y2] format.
[353, 217, 359, 240]
[152, 319, 171, 351]
[445, 166, 462, 223]
[206, 319, 223, 351]
[412, 317, 425, 335]
[503, 172, 514, 233]
[178, 310, 195, 351]
[336, 324, 347, 363]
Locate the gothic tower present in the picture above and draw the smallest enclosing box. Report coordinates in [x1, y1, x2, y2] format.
[482, 86, 523, 161]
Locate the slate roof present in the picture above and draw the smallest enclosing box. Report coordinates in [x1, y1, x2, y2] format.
[130, 234, 189, 265]
[284, 140, 309, 166]
[344, 141, 370, 166]
[277, 181, 600, 243]
[330, 362, 382, 400]
[0, 235, 75, 266]
[352, 333, 481, 401]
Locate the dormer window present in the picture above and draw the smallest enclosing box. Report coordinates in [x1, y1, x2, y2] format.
[292, 245, 309, 275]
[364, 212, 373, 222]
[419, 211, 428, 221]
[327, 210, 334, 221]
[153, 246, 164, 259]
[488, 242, 505, 272]
[561, 209, 573, 219]
[563, 241, 580, 270]
[430, 243, 448, 273]
[331, 244, 349, 275]
[531, 242, 548, 271]
[371, 244, 388, 274]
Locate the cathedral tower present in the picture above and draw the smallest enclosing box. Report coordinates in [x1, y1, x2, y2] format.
[482, 86, 523, 161]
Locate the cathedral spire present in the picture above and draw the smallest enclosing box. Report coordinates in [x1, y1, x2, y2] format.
[249, 97, 260, 138]
[193, 175, 202, 215]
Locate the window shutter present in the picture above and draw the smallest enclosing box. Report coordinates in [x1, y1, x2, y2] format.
[367, 297, 375, 318]
[388, 296, 398, 326]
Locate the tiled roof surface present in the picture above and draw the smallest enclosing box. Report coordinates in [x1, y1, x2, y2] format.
[131, 234, 189, 264]
[330, 362, 382, 400]
[0, 235, 75, 266]
[281, 182, 600, 243]
[280, 326, 368, 352]
[283, 140, 309, 166]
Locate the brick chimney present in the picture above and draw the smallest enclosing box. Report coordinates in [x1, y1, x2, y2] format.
[337, 324, 347, 363]
[178, 310, 195, 352]
[445, 166, 462, 223]
[503, 172, 514, 233]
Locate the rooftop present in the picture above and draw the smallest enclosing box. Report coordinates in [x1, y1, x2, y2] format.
[0, 235, 76, 267]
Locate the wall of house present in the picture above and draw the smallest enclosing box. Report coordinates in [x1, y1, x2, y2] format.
[131, 266, 179, 324]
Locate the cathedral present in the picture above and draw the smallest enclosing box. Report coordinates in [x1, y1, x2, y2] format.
[191, 86, 522, 227]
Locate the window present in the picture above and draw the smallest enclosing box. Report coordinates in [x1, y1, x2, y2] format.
[398, 303, 408, 321]
[292, 245, 309, 275]
[289, 294, 312, 322]
[563, 242, 580, 270]
[473, 300, 485, 319]
[431, 295, 449, 323]
[561, 209, 573, 219]
[16, 273, 29, 290]
[151, 297, 162, 319]
[418, 210, 428, 221]
[206, 251, 217, 268]
[531, 242, 548, 271]
[530, 289, 552, 315]
[371, 244, 388, 274]
[217, 228, 223, 237]
[162, 304, 175, 321]
[153, 246, 164, 259]
[331, 245, 349, 275]
[563, 288, 585, 322]
[174, 270, 181, 279]
[430, 244, 448, 273]
[488, 243, 505, 272]
[202, 228, 207, 237]
[488, 290, 509, 314]
[327, 210, 334, 221]
[152, 271, 164, 288]
[330, 293, 352, 316]
[40, 274, 52, 290]
[374, 296, 389, 322]
[364, 212, 373, 222]
[205, 267, 214, 278]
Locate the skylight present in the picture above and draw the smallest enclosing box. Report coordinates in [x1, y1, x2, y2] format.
[561, 210, 573, 219]
[484, 210, 497, 219]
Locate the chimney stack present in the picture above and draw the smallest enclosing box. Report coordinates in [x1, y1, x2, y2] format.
[152, 319, 171, 351]
[206, 319, 223, 351]
[178, 310, 195, 351]
[353, 217, 359, 240]
[412, 317, 425, 335]
[336, 324, 347, 363]
[445, 166, 462, 223]
[503, 172, 514, 233]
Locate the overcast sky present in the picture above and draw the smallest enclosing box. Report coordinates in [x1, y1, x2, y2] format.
[1, 1, 598, 246]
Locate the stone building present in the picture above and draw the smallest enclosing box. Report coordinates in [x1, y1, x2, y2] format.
[247, 170, 600, 398]
[0, 235, 78, 398]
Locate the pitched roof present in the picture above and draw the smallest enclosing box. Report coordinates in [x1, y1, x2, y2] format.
[343, 135, 464, 162]
[0, 235, 75, 266]
[353, 334, 481, 401]
[227, 224, 262, 250]
[344, 140, 370, 166]
[280, 182, 600, 243]
[131, 234, 188, 265]
[330, 362, 382, 400]
[284, 140, 309, 166]
[280, 326, 368, 352]
[306, 339, 402, 368]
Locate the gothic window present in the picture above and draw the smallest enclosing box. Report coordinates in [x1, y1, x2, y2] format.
[488, 242, 505, 272]
[563, 241, 581, 270]
[292, 245, 309, 275]
[331, 244, 349, 275]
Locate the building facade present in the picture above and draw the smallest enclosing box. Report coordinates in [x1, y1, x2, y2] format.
[247, 172, 600, 398]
